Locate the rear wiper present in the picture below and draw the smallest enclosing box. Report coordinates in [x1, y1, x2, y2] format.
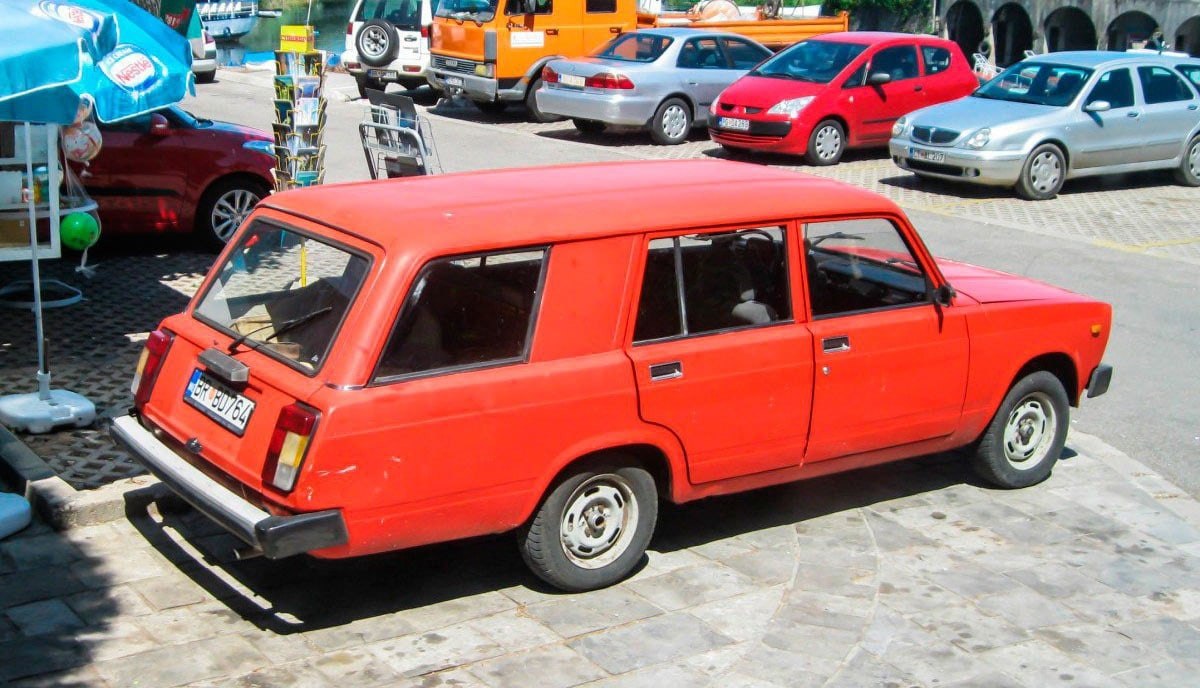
[227, 306, 333, 353]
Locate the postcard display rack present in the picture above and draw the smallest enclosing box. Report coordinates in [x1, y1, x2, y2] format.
[272, 46, 327, 191]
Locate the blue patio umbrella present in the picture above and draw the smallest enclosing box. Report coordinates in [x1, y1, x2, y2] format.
[0, 0, 195, 432]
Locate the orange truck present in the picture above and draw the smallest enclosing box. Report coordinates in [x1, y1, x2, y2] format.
[428, 0, 849, 120]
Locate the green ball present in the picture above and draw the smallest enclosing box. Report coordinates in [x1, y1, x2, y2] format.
[61, 212, 100, 251]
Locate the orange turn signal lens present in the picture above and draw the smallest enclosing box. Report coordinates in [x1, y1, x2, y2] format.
[1090, 324, 1102, 337]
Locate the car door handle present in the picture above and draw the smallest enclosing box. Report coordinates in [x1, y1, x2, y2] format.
[610, 26, 621, 33]
[1189, 104, 1198, 110]
[822, 336, 851, 353]
[546, 28, 559, 36]
[687, 81, 699, 86]
[1127, 111, 1140, 118]
[913, 85, 923, 92]
[649, 361, 683, 381]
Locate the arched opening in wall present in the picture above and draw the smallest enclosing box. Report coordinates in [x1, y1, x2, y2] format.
[1044, 7, 1097, 52]
[946, 1, 985, 61]
[1106, 11, 1160, 51]
[1175, 16, 1200, 56]
[992, 3, 1033, 67]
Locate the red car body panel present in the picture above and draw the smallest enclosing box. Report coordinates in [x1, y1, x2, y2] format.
[134, 160, 1111, 560]
[711, 32, 979, 156]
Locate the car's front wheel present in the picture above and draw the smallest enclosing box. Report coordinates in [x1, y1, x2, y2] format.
[1173, 134, 1200, 187]
[804, 119, 845, 166]
[650, 97, 691, 145]
[519, 461, 657, 592]
[197, 178, 269, 250]
[972, 371, 1070, 489]
[1015, 143, 1065, 200]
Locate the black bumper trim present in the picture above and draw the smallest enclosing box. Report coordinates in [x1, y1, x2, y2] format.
[1086, 363, 1112, 398]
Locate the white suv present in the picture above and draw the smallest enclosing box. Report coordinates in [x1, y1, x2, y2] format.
[343, 0, 436, 98]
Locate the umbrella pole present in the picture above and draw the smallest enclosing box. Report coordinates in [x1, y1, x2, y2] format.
[21, 123, 50, 401]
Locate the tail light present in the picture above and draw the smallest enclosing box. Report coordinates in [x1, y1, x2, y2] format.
[585, 72, 634, 89]
[265, 403, 319, 492]
[346, 22, 353, 35]
[131, 329, 174, 410]
[420, 25, 429, 38]
[542, 65, 559, 84]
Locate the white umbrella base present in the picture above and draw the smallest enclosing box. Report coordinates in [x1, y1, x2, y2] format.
[0, 388, 95, 434]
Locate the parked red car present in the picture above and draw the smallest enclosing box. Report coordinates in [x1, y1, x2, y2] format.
[83, 105, 274, 249]
[113, 160, 1112, 592]
[710, 32, 978, 165]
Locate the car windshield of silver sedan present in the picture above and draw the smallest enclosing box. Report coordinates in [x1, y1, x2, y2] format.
[750, 40, 866, 83]
[973, 63, 1093, 107]
[594, 33, 674, 62]
[436, 0, 497, 22]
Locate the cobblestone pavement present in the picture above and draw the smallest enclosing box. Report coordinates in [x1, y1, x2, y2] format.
[2, 432, 1199, 687]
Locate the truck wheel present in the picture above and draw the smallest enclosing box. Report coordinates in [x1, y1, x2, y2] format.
[650, 97, 691, 145]
[972, 371, 1069, 489]
[356, 19, 397, 68]
[1015, 143, 1065, 200]
[525, 78, 564, 123]
[1172, 134, 1200, 187]
[519, 462, 657, 592]
[804, 119, 844, 166]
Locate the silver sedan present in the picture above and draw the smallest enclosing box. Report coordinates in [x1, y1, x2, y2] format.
[536, 28, 771, 145]
[889, 51, 1200, 199]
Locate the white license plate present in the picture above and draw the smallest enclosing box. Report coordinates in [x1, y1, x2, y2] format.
[718, 117, 750, 131]
[367, 68, 398, 80]
[445, 75, 464, 87]
[910, 147, 945, 163]
[185, 369, 255, 435]
[561, 74, 585, 88]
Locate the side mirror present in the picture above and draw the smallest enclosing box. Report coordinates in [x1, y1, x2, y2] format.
[1083, 100, 1110, 113]
[867, 71, 891, 86]
[934, 283, 956, 307]
[149, 113, 170, 136]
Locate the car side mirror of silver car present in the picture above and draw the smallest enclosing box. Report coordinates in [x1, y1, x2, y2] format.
[867, 72, 892, 86]
[1084, 100, 1111, 113]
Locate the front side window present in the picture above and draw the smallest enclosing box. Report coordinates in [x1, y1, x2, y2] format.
[677, 38, 724, 70]
[805, 218, 929, 318]
[1086, 68, 1134, 109]
[1138, 65, 1195, 104]
[870, 45, 919, 81]
[634, 227, 790, 343]
[194, 223, 369, 373]
[504, 0, 551, 15]
[594, 33, 673, 62]
[751, 39, 868, 84]
[974, 62, 1092, 106]
[921, 45, 951, 75]
[374, 248, 547, 380]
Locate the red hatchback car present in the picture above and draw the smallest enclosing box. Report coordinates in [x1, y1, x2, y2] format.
[84, 105, 275, 249]
[710, 32, 978, 165]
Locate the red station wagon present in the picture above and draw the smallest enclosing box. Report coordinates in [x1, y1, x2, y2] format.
[710, 33, 979, 165]
[113, 160, 1113, 591]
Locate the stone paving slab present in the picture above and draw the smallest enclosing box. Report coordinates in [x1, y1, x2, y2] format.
[2, 430, 1199, 687]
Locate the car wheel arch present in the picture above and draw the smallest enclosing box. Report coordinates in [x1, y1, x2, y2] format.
[819, 113, 851, 145]
[1013, 352, 1080, 407]
[525, 56, 565, 90]
[1029, 138, 1072, 172]
[661, 91, 698, 121]
[196, 172, 272, 241]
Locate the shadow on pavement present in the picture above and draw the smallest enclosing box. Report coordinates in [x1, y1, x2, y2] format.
[534, 126, 713, 148]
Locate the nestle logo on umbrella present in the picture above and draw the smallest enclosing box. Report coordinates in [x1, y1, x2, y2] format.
[100, 45, 161, 93]
[37, 0, 102, 32]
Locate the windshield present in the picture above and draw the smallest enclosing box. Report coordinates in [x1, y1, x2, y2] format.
[974, 62, 1093, 106]
[593, 33, 673, 62]
[751, 39, 867, 83]
[435, 0, 497, 22]
[194, 222, 370, 374]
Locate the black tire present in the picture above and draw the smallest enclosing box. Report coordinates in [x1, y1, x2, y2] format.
[525, 78, 564, 123]
[356, 19, 397, 68]
[1172, 134, 1200, 187]
[804, 119, 845, 166]
[474, 100, 508, 115]
[1015, 143, 1065, 200]
[194, 70, 216, 84]
[356, 75, 385, 100]
[972, 371, 1070, 489]
[196, 177, 270, 251]
[650, 97, 691, 145]
[519, 461, 658, 592]
[572, 118, 605, 134]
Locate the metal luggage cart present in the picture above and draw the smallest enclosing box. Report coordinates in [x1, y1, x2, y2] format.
[358, 89, 442, 179]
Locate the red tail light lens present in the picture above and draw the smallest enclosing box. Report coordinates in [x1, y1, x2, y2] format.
[420, 25, 429, 38]
[346, 22, 353, 35]
[265, 403, 319, 492]
[585, 72, 634, 89]
[131, 329, 174, 410]
[542, 65, 559, 84]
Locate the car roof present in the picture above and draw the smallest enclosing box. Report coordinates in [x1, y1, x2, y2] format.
[630, 27, 744, 40]
[1023, 50, 1193, 69]
[263, 160, 902, 256]
[816, 31, 945, 45]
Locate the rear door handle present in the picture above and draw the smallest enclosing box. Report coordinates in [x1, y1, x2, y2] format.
[1127, 111, 1140, 118]
[1189, 104, 1198, 110]
[822, 336, 850, 353]
[649, 361, 683, 380]
[913, 85, 923, 92]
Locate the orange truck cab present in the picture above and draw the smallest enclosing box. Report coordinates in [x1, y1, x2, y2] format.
[428, 0, 849, 119]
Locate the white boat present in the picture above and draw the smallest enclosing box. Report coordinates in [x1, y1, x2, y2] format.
[198, 1, 259, 41]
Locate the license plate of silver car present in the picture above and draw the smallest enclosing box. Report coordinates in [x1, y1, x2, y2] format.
[561, 74, 585, 88]
[910, 148, 945, 163]
[719, 117, 750, 132]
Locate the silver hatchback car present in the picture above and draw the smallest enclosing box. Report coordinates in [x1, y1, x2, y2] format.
[536, 28, 771, 145]
[889, 52, 1200, 199]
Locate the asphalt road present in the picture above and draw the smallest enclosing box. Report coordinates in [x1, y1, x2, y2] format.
[185, 69, 1200, 498]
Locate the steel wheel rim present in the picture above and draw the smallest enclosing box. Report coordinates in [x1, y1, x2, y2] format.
[361, 26, 388, 59]
[1002, 391, 1057, 470]
[1188, 139, 1200, 178]
[560, 474, 639, 569]
[660, 104, 688, 140]
[814, 124, 842, 160]
[1029, 151, 1062, 193]
[211, 189, 260, 243]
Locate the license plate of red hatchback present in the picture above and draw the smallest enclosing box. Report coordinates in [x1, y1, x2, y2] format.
[184, 369, 255, 435]
[718, 117, 750, 131]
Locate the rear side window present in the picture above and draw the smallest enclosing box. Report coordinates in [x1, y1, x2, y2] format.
[374, 248, 547, 380]
[1086, 69, 1134, 109]
[722, 38, 770, 70]
[586, 0, 616, 12]
[358, 0, 422, 28]
[921, 45, 951, 75]
[596, 33, 673, 62]
[1138, 66, 1194, 104]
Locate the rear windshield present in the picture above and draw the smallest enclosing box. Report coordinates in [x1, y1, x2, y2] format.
[974, 62, 1093, 106]
[594, 33, 674, 63]
[358, 0, 427, 29]
[751, 39, 867, 83]
[194, 222, 369, 374]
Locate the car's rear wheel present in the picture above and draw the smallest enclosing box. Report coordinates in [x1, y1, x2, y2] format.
[525, 78, 563, 123]
[805, 119, 845, 166]
[1172, 134, 1200, 187]
[572, 118, 605, 134]
[1015, 143, 1065, 200]
[650, 97, 691, 145]
[356, 19, 397, 68]
[519, 460, 657, 592]
[197, 178, 269, 251]
[972, 371, 1070, 489]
